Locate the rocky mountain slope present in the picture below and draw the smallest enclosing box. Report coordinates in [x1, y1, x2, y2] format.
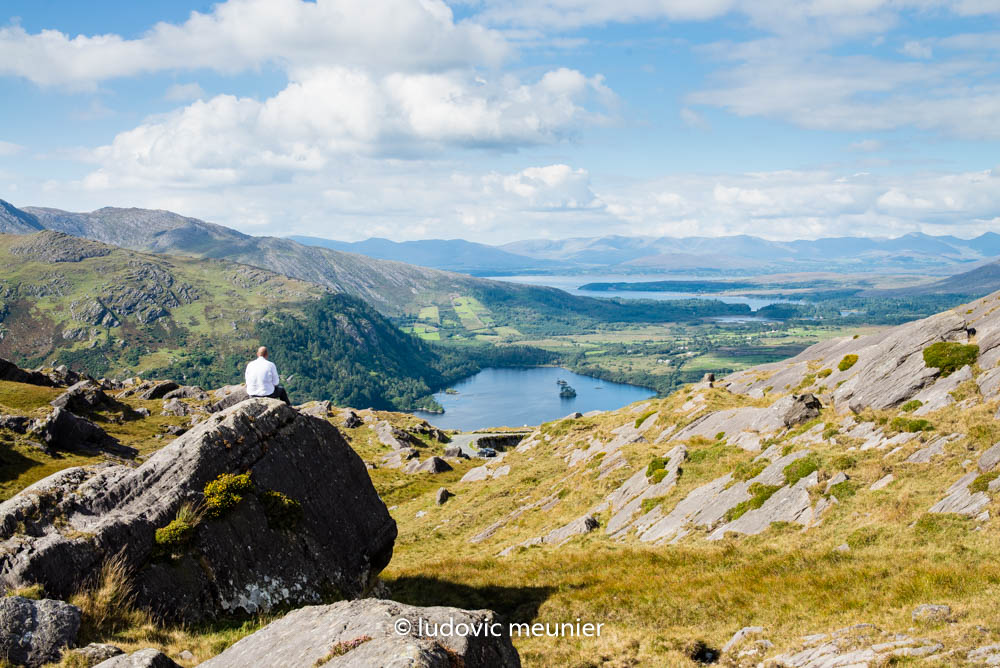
[3, 288, 1000, 664]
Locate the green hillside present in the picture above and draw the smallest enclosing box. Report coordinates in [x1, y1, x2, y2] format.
[0, 231, 551, 411]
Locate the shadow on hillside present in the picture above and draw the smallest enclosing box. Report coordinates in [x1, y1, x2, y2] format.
[386, 575, 553, 624]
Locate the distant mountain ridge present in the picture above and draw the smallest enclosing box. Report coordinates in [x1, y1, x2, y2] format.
[288, 236, 568, 275]
[290, 229, 1000, 276]
[499, 232, 1000, 273]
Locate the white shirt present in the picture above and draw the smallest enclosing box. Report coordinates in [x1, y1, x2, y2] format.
[245, 357, 280, 396]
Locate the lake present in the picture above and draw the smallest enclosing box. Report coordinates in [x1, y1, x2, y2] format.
[412, 366, 656, 432]
[485, 273, 797, 311]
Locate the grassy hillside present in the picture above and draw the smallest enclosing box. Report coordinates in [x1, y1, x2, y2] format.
[3, 292, 1000, 665]
[0, 231, 553, 411]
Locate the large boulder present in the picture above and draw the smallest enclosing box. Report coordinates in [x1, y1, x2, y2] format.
[30, 407, 136, 458]
[0, 358, 56, 387]
[51, 380, 119, 413]
[137, 381, 180, 401]
[0, 596, 81, 667]
[199, 599, 521, 668]
[0, 399, 397, 623]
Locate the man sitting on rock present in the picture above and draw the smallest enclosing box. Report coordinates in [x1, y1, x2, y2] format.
[245, 346, 290, 405]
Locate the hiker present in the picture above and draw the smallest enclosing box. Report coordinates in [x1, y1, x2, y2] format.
[245, 346, 291, 405]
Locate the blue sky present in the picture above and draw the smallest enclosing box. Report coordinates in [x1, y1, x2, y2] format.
[1, 0, 998, 243]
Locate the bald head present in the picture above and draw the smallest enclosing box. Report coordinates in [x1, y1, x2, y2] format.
[257, 346, 268, 358]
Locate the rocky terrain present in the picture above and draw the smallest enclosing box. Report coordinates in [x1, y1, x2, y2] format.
[1, 290, 1000, 664]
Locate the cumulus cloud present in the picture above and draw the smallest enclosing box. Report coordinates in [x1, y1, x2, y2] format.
[0, 0, 508, 88]
[83, 67, 614, 188]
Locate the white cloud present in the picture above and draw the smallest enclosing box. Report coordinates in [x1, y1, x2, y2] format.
[680, 107, 710, 129]
[0, 0, 508, 88]
[0, 140, 23, 156]
[687, 51, 1000, 139]
[83, 67, 614, 188]
[900, 40, 933, 59]
[849, 138, 883, 152]
[164, 82, 205, 101]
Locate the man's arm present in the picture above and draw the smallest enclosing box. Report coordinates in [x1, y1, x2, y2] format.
[270, 362, 280, 387]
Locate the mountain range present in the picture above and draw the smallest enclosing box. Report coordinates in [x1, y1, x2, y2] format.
[293, 230, 1000, 276]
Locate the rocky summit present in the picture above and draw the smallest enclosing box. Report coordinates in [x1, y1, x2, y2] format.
[0, 399, 397, 622]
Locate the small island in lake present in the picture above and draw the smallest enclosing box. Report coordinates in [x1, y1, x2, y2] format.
[559, 384, 577, 398]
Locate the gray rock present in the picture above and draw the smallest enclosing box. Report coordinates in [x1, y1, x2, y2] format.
[0, 596, 81, 667]
[94, 648, 182, 667]
[199, 599, 520, 668]
[0, 358, 56, 387]
[870, 474, 895, 491]
[208, 385, 249, 412]
[825, 472, 848, 493]
[375, 421, 421, 450]
[381, 448, 420, 469]
[339, 410, 363, 428]
[69, 643, 125, 664]
[435, 488, 453, 505]
[407, 456, 453, 474]
[443, 446, 469, 459]
[297, 400, 332, 418]
[0, 400, 396, 623]
[133, 407, 151, 418]
[51, 380, 118, 413]
[910, 365, 973, 415]
[410, 421, 450, 443]
[137, 381, 180, 401]
[161, 398, 190, 417]
[780, 393, 822, 427]
[722, 626, 765, 654]
[30, 407, 136, 458]
[162, 386, 208, 401]
[461, 465, 491, 483]
[0, 415, 31, 433]
[708, 471, 818, 540]
[912, 604, 951, 623]
[929, 472, 991, 515]
[968, 643, 1000, 664]
[904, 434, 953, 463]
[980, 442, 1000, 472]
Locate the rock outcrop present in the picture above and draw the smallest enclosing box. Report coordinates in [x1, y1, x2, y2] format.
[199, 600, 521, 668]
[51, 380, 120, 413]
[0, 596, 81, 667]
[30, 407, 136, 458]
[0, 399, 397, 623]
[0, 357, 55, 387]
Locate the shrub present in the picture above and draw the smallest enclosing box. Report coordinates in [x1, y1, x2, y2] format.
[846, 526, 881, 549]
[634, 411, 656, 429]
[650, 469, 670, 484]
[827, 480, 857, 501]
[315, 636, 373, 665]
[783, 455, 820, 486]
[724, 483, 781, 522]
[831, 454, 856, 470]
[922, 342, 979, 377]
[641, 496, 666, 515]
[822, 427, 839, 440]
[890, 417, 934, 433]
[714, 431, 726, 441]
[900, 399, 923, 413]
[154, 518, 195, 553]
[260, 490, 304, 528]
[817, 368, 832, 378]
[204, 472, 253, 518]
[646, 456, 670, 478]
[838, 354, 859, 372]
[732, 458, 768, 482]
[969, 472, 999, 494]
[5, 584, 44, 600]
